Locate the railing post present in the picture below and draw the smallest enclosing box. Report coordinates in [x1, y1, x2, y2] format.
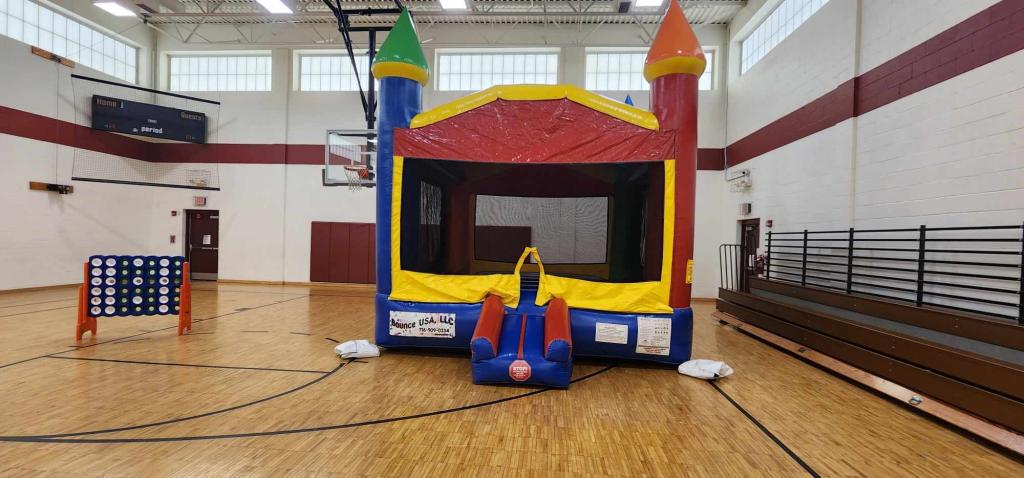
[1018, 222, 1023, 325]
[801, 229, 808, 286]
[765, 230, 772, 280]
[916, 225, 927, 306]
[846, 227, 854, 294]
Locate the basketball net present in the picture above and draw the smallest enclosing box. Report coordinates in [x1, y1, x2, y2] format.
[343, 165, 370, 191]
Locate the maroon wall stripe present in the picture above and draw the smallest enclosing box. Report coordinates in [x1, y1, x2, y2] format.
[726, 0, 1024, 167]
[0, 103, 727, 170]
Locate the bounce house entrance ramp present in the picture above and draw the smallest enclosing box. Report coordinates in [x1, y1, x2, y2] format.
[470, 295, 573, 388]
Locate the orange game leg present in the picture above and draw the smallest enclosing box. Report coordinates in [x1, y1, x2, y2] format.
[75, 262, 97, 341]
[178, 262, 192, 335]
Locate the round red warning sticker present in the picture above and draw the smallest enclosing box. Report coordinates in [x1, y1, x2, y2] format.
[509, 359, 532, 382]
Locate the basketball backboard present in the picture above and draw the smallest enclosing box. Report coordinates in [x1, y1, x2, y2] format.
[324, 129, 376, 188]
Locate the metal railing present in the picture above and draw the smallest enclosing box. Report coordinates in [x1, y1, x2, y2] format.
[719, 244, 754, 293]
[763, 224, 1024, 324]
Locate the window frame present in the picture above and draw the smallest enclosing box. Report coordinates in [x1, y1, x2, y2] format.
[434, 47, 561, 92]
[740, 0, 830, 74]
[293, 50, 376, 92]
[167, 52, 273, 93]
[0, 0, 139, 83]
[583, 46, 717, 92]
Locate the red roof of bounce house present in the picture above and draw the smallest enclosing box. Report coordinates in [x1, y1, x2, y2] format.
[394, 85, 677, 164]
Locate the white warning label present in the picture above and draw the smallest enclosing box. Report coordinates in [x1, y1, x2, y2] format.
[636, 316, 672, 356]
[389, 311, 456, 338]
[595, 322, 628, 344]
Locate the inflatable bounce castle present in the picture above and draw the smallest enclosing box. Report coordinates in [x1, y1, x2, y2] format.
[371, 3, 705, 388]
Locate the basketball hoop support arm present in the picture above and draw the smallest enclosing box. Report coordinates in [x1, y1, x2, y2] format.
[321, 1, 405, 130]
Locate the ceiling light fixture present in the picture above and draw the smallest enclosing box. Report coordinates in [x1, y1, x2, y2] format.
[93, 2, 136, 17]
[254, 0, 294, 14]
[439, 0, 469, 10]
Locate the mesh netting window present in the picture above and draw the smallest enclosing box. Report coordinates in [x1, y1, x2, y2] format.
[398, 158, 663, 283]
[475, 196, 608, 264]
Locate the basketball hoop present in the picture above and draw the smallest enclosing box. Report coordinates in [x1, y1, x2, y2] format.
[343, 165, 372, 191]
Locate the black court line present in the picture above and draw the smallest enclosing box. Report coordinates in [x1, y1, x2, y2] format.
[109, 338, 149, 345]
[46, 356, 331, 375]
[290, 332, 311, 336]
[324, 337, 340, 343]
[0, 360, 350, 441]
[0, 295, 307, 370]
[242, 330, 268, 333]
[709, 381, 820, 477]
[0, 364, 614, 444]
[0, 305, 77, 319]
[0, 297, 77, 309]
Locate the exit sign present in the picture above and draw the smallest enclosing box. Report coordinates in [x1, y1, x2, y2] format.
[194, 196, 207, 207]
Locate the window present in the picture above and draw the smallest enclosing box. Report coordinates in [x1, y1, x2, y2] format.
[741, 0, 830, 74]
[0, 0, 137, 83]
[169, 54, 272, 92]
[585, 48, 715, 91]
[298, 54, 371, 91]
[436, 50, 558, 91]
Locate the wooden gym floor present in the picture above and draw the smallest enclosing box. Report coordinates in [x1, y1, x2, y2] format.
[0, 282, 1021, 477]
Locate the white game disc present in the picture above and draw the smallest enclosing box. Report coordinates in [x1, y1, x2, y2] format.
[105, 277, 116, 286]
[90, 297, 101, 305]
[104, 306, 116, 315]
[158, 296, 169, 304]
[91, 258, 103, 266]
[133, 258, 144, 267]
[104, 287, 116, 295]
[159, 286, 169, 295]
[91, 277, 102, 286]
[90, 287, 102, 296]
[132, 277, 144, 286]
[104, 296, 116, 305]
[105, 258, 117, 266]
[90, 306, 102, 315]
[159, 258, 170, 267]
[159, 268, 169, 276]
[91, 268, 102, 276]
[132, 296, 143, 305]
[159, 277, 170, 285]
[105, 267, 116, 276]
[158, 305, 169, 313]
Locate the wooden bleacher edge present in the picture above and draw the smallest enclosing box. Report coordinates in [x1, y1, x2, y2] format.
[711, 310, 1024, 456]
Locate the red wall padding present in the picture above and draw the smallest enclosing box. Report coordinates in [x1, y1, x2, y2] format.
[310, 222, 376, 284]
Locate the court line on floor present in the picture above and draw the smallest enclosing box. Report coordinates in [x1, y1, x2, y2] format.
[709, 380, 820, 478]
[45, 356, 331, 375]
[0, 305, 77, 319]
[0, 297, 77, 309]
[0, 295, 307, 370]
[0, 365, 615, 443]
[0, 359, 351, 441]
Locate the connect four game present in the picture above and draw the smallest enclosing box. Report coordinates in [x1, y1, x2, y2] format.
[76, 255, 192, 340]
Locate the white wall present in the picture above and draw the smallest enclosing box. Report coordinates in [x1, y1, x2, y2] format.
[857, 0, 1001, 74]
[721, 0, 1023, 256]
[726, 0, 856, 142]
[854, 51, 1024, 229]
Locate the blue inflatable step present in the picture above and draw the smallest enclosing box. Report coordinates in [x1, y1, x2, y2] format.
[470, 295, 573, 388]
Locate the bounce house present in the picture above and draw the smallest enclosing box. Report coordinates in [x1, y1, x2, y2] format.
[371, 3, 705, 388]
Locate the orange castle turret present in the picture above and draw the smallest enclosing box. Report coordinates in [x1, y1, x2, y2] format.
[647, 0, 704, 309]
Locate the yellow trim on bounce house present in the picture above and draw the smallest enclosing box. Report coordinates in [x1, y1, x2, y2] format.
[409, 84, 660, 131]
[643, 55, 707, 82]
[389, 156, 523, 307]
[387, 155, 677, 314]
[371, 61, 430, 86]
